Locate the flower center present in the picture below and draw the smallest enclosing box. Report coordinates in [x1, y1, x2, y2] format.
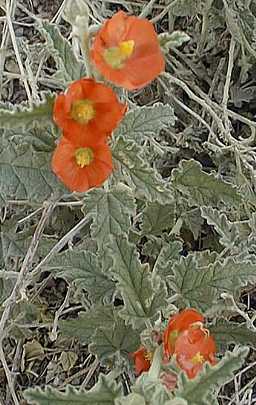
[168, 330, 179, 348]
[191, 352, 204, 365]
[103, 40, 135, 69]
[144, 350, 153, 362]
[70, 100, 95, 124]
[75, 147, 94, 168]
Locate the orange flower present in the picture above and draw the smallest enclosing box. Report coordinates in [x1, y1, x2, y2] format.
[51, 136, 112, 192]
[131, 347, 152, 376]
[174, 325, 217, 379]
[53, 78, 126, 144]
[90, 11, 165, 90]
[163, 309, 204, 358]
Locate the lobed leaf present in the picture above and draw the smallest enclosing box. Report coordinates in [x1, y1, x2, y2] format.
[24, 374, 122, 404]
[171, 255, 256, 311]
[171, 160, 242, 207]
[38, 20, 86, 84]
[82, 184, 136, 249]
[0, 135, 65, 205]
[142, 202, 176, 236]
[209, 320, 256, 348]
[200, 206, 239, 248]
[0, 93, 55, 131]
[113, 137, 173, 204]
[159, 31, 190, 52]
[107, 235, 167, 328]
[89, 316, 140, 362]
[60, 305, 116, 343]
[115, 103, 175, 141]
[42, 249, 115, 302]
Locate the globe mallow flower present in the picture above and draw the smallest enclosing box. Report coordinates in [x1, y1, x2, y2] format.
[90, 11, 165, 90]
[51, 136, 112, 192]
[53, 78, 126, 144]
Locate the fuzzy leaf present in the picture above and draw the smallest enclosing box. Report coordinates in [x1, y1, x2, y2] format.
[89, 316, 140, 362]
[113, 137, 173, 204]
[0, 93, 54, 130]
[171, 0, 205, 16]
[209, 320, 256, 348]
[171, 255, 256, 311]
[159, 31, 190, 52]
[142, 202, 175, 236]
[176, 346, 249, 405]
[24, 374, 122, 404]
[42, 249, 115, 302]
[171, 160, 241, 207]
[82, 184, 136, 248]
[38, 20, 86, 84]
[154, 241, 182, 278]
[200, 206, 239, 248]
[0, 135, 65, 204]
[60, 305, 116, 343]
[107, 235, 167, 327]
[115, 103, 175, 141]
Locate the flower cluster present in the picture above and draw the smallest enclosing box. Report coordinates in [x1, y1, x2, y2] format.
[132, 309, 217, 381]
[52, 11, 165, 192]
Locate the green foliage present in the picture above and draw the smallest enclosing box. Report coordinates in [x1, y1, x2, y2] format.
[107, 235, 167, 327]
[176, 346, 249, 405]
[159, 32, 190, 52]
[89, 316, 140, 362]
[171, 160, 242, 207]
[60, 305, 116, 343]
[153, 241, 182, 278]
[0, 93, 55, 130]
[142, 202, 176, 236]
[171, 255, 256, 311]
[24, 374, 122, 404]
[209, 320, 256, 348]
[113, 137, 173, 204]
[82, 184, 136, 248]
[42, 249, 115, 302]
[0, 134, 65, 205]
[38, 21, 86, 84]
[200, 206, 239, 248]
[115, 103, 175, 141]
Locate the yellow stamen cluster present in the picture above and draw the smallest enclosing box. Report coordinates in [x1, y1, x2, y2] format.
[70, 100, 95, 124]
[104, 40, 135, 69]
[191, 352, 204, 365]
[75, 147, 94, 168]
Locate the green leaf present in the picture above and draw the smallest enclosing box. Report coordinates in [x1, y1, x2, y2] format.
[82, 184, 136, 249]
[42, 249, 115, 302]
[0, 135, 66, 204]
[107, 235, 167, 327]
[60, 305, 116, 343]
[113, 137, 173, 204]
[115, 103, 175, 141]
[200, 206, 239, 248]
[153, 241, 182, 278]
[38, 20, 86, 84]
[90, 316, 140, 362]
[24, 374, 122, 405]
[171, 160, 241, 207]
[209, 320, 256, 348]
[142, 202, 175, 236]
[159, 31, 190, 52]
[176, 346, 249, 405]
[0, 93, 54, 130]
[171, 255, 256, 311]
